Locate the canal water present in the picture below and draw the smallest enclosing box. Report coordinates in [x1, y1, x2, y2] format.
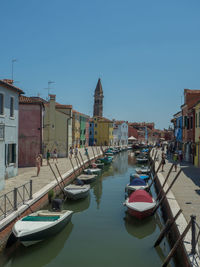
[1, 151, 175, 267]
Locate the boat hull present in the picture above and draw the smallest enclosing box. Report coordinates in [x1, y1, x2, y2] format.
[64, 189, 90, 200]
[127, 207, 154, 220]
[13, 212, 73, 246]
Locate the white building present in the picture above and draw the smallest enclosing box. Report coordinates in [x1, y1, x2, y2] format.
[0, 79, 24, 191]
[113, 121, 128, 146]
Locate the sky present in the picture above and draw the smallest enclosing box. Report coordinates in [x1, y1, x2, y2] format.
[1, 0, 200, 129]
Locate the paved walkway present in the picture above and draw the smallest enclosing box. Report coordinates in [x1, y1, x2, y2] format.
[156, 149, 200, 224]
[0, 147, 101, 197]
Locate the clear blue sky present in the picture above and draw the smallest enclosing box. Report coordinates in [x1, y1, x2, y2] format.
[1, 0, 200, 129]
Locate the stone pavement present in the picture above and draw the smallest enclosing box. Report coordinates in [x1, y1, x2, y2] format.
[0, 147, 101, 197]
[156, 149, 200, 225]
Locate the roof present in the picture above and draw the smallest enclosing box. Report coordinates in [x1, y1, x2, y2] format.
[19, 96, 44, 106]
[56, 103, 72, 109]
[94, 78, 103, 95]
[95, 116, 113, 123]
[0, 79, 24, 94]
[72, 109, 90, 118]
[114, 120, 128, 125]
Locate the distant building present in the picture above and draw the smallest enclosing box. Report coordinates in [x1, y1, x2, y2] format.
[0, 79, 24, 191]
[18, 96, 44, 167]
[43, 94, 72, 157]
[93, 78, 104, 117]
[89, 119, 94, 146]
[93, 116, 113, 146]
[113, 121, 128, 146]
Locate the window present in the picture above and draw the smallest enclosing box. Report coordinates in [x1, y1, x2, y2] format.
[89, 131, 92, 135]
[0, 93, 4, 115]
[196, 114, 197, 128]
[0, 124, 5, 140]
[10, 97, 14, 117]
[95, 131, 97, 135]
[6, 144, 16, 164]
[190, 117, 193, 129]
[95, 124, 97, 127]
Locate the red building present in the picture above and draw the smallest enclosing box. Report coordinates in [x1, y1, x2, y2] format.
[18, 96, 44, 167]
[128, 124, 138, 139]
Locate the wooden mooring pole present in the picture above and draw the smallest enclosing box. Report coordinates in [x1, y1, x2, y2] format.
[77, 155, 84, 173]
[162, 219, 192, 267]
[156, 163, 174, 201]
[69, 157, 77, 179]
[75, 157, 81, 176]
[55, 163, 65, 188]
[154, 209, 182, 247]
[49, 163, 66, 196]
[147, 161, 162, 191]
[153, 169, 182, 214]
[91, 146, 96, 159]
[79, 152, 86, 169]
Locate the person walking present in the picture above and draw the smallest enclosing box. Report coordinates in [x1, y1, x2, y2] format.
[173, 152, 178, 172]
[36, 153, 41, 176]
[46, 149, 50, 165]
[69, 146, 73, 158]
[74, 145, 78, 158]
[85, 145, 88, 156]
[161, 152, 166, 172]
[53, 148, 58, 163]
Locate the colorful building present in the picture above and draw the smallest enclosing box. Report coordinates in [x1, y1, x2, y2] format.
[72, 110, 80, 147]
[89, 119, 94, 146]
[93, 117, 113, 146]
[80, 113, 89, 147]
[194, 101, 200, 167]
[113, 121, 128, 146]
[172, 111, 182, 150]
[43, 94, 72, 157]
[18, 96, 44, 167]
[0, 79, 24, 191]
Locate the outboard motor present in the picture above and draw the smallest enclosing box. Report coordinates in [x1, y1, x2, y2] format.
[52, 198, 63, 211]
[74, 178, 84, 186]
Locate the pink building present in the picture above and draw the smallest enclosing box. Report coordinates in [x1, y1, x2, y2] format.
[18, 96, 44, 167]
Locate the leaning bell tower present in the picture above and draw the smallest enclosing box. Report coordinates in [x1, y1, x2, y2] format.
[93, 78, 104, 117]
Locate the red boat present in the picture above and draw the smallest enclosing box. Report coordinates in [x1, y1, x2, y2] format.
[124, 190, 156, 219]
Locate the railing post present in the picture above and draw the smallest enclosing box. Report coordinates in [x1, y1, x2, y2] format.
[14, 187, 18, 211]
[191, 215, 196, 254]
[30, 179, 33, 199]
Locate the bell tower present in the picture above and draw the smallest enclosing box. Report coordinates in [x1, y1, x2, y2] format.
[93, 78, 104, 117]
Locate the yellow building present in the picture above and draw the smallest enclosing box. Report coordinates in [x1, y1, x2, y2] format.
[194, 101, 200, 167]
[72, 110, 80, 147]
[93, 117, 113, 146]
[43, 94, 72, 157]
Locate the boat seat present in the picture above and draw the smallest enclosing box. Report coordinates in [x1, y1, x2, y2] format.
[38, 212, 61, 217]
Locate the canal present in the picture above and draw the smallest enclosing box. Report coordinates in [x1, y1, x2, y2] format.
[1, 151, 175, 267]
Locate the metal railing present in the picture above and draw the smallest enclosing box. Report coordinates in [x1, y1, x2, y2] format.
[0, 180, 32, 221]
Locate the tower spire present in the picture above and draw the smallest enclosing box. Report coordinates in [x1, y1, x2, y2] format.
[93, 78, 104, 117]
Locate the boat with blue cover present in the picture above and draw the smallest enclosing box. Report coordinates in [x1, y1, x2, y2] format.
[126, 178, 148, 193]
[13, 210, 73, 246]
[130, 173, 149, 182]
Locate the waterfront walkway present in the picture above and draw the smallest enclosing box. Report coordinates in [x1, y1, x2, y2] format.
[0, 147, 100, 197]
[157, 149, 200, 224]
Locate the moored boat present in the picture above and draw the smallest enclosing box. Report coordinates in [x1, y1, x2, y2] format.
[124, 190, 156, 219]
[136, 157, 148, 164]
[64, 184, 90, 200]
[125, 178, 148, 194]
[130, 173, 149, 182]
[78, 174, 97, 184]
[136, 167, 151, 174]
[12, 210, 73, 246]
[83, 168, 101, 175]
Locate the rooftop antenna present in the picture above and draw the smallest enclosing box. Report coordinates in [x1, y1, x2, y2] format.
[45, 80, 55, 100]
[11, 59, 17, 81]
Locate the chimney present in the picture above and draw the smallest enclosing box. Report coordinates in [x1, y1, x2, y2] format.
[49, 94, 56, 101]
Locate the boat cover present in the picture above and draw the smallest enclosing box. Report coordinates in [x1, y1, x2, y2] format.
[129, 178, 146, 186]
[75, 178, 84, 185]
[128, 190, 153, 203]
[22, 216, 60, 221]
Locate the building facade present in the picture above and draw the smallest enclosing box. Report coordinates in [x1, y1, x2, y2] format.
[113, 121, 128, 146]
[0, 79, 24, 191]
[72, 110, 80, 147]
[89, 119, 94, 146]
[18, 96, 44, 167]
[43, 94, 72, 157]
[194, 101, 200, 167]
[173, 111, 182, 150]
[93, 117, 113, 146]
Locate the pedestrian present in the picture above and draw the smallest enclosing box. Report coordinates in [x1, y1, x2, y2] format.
[53, 148, 58, 163]
[85, 146, 88, 156]
[74, 145, 78, 158]
[173, 152, 178, 172]
[178, 150, 182, 163]
[161, 152, 166, 172]
[46, 149, 50, 165]
[35, 153, 41, 176]
[69, 146, 73, 158]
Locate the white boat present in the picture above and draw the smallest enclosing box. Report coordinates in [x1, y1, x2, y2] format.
[64, 184, 90, 200]
[125, 178, 148, 193]
[12, 210, 73, 246]
[136, 167, 151, 174]
[136, 157, 148, 163]
[124, 190, 156, 220]
[83, 168, 101, 175]
[78, 174, 97, 184]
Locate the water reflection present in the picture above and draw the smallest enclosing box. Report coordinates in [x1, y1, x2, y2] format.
[112, 152, 128, 173]
[4, 222, 73, 267]
[91, 177, 103, 209]
[64, 195, 90, 213]
[123, 212, 156, 239]
[128, 153, 137, 166]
